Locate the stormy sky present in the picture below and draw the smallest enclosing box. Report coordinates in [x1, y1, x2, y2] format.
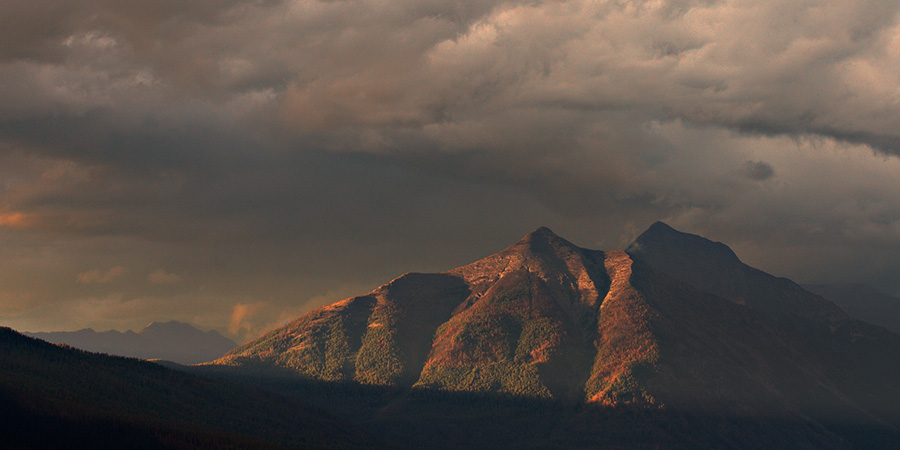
[2, 0, 900, 341]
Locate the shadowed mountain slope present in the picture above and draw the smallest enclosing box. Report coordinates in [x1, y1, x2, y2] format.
[26, 321, 237, 365]
[211, 224, 900, 448]
[626, 221, 848, 322]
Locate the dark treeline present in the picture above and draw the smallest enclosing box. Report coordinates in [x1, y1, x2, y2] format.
[195, 366, 900, 450]
[5, 326, 900, 450]
[0, 328, 386, 450]
[0, 389, 281, 450]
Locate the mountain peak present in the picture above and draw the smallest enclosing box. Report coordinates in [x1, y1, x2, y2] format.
[627, 222, 739, 265]
[143, 320, 192, 331]
[522, 226, 559, 240]
[513, 226, 572, 250]
[491, 226, 591, 268]
[645, 221, 676, 233]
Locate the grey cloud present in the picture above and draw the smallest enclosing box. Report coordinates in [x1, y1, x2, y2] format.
[7, 1, 900, 155]
[77, 266, 125, 284]
[742, 160, 775, 181]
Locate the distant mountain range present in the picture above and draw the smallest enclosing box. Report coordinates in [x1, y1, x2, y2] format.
[209, 222, 900, 448]
[803, 283, 900, 333]
[26, 321, 237, 365]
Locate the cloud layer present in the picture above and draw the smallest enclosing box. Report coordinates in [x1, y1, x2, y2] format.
[2, 0, 900, 339]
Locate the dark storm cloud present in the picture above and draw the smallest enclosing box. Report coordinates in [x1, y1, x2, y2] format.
[2, 0, 900, 338]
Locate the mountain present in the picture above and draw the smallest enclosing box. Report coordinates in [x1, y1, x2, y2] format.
[26, 320, 237, 364]
[0, 326, 384, 449]
[210, 224, 900, 448]
[803, 283, 900, 333]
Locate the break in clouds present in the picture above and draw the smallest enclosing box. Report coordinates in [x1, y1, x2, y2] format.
[1, 0, 900, 339]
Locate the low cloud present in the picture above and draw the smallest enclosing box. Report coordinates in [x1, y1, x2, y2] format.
[229, 301, 269, 339]
[148, 269, 181, 285]
[76, 266, 125, 284]
[0, 212, 31, 229]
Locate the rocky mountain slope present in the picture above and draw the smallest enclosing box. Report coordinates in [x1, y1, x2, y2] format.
[210, 223, 900, 448]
